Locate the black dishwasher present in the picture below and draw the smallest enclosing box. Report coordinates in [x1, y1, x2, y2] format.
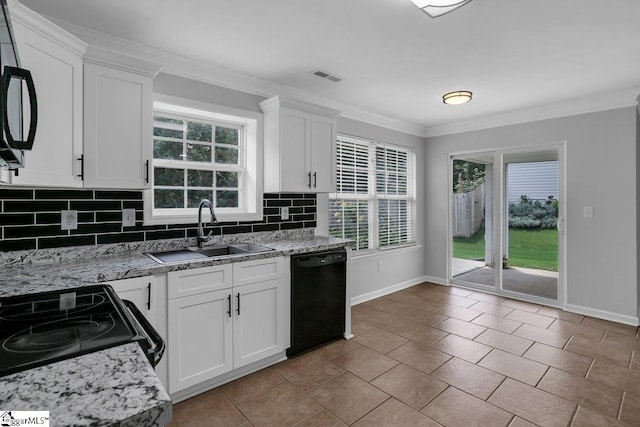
[288, 249, 347, 357]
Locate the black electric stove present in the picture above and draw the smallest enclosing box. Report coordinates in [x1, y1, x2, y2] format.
[0, 285, 164, 377]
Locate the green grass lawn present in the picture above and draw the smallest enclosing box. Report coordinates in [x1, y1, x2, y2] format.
[453, 228, 558, 271]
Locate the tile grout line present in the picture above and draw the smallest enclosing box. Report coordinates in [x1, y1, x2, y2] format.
[600, 329, 608, 344]
[562, 335, 573, 350]
[485, 376, 507, 402]
[568, 405, 580, 426]
[505, 414, 517, 427]
[617, 391, 626, 420]
[584, 358, 596, 379]
[533, 365, 551, 388]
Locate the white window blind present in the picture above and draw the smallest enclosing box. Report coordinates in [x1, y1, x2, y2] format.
[329, 136, 416, 251]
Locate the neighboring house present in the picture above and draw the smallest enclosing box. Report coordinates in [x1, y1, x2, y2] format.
[506, 161, 558, 204]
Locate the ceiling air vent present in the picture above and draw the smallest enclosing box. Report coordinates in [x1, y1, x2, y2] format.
[311, 69, 342, 83]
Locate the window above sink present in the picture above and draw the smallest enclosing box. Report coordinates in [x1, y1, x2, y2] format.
[144, 94, 264, 225]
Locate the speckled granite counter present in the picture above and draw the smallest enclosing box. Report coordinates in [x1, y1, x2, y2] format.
[0, 343, 172, 427]
[0, 230, 351, 297]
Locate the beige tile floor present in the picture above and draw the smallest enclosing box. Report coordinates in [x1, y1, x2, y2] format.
[166, 282, 640, 426]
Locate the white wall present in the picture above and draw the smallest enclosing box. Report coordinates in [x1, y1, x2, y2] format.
[425, 107, 638, 323]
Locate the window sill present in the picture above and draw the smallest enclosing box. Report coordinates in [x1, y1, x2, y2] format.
[349, 243, 422, 261]
[143, 210, 263, 226]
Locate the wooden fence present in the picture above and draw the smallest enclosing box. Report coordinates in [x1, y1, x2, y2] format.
[453, 184, 485, 238]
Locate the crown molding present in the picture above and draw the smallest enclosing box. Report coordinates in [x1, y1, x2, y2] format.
[8, 0, 87, 57]
[47, 16, 429, 137]
[259, 95, 341, 118]
[424, 88, 640, 138]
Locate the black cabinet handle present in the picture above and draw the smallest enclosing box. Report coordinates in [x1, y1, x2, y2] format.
[236, 292, 240, 315]
[146, 283, 151, 310]
[313, 172, 317, 188]
[77, 154, 84, 180]
[307, 172, 312, 188]
[145, 160, 150, 183]
[227, 294, 231, 317]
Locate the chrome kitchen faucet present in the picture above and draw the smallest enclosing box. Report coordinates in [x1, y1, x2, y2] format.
[197, 199, 218, 248]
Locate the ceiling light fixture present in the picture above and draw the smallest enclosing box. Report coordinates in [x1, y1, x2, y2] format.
[411, 0, 473, 18]
[443, 91, 472, 105]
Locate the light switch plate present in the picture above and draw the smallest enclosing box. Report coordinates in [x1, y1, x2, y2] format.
[583, 206, 594, 219]
[61, 210, 78, 230]
[122, 209, 136, 227]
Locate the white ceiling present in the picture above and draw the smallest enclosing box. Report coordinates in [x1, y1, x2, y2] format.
[20, 0, 640, 134]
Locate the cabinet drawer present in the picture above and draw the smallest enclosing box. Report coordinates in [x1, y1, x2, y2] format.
[233, 257, 283, 286]
[168, 264, 233, 299]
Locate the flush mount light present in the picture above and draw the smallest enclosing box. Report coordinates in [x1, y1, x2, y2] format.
[443, 91, 472, 105]
[411, 0, 473, 18]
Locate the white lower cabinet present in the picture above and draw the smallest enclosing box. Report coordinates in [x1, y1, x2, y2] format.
[168, 289, 233, 391]
[167, 257, 287, 395]
[105, 274, 169, 390]
[233, 278, 285, 368]
[106, 275, 156, 328]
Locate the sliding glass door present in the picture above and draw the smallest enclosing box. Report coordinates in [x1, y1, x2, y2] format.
[449, 146, 565, 306]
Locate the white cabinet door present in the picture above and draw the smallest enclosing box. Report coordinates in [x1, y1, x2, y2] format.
[10, 16, 85, 187]
[168, 289, 233, 393]
[107, 276, 156, 328]
[83, 63, 152, 189]
[233, 278, 285, 369]
[310, 114, 337, 193]
[281, 108, 312, 193]
[260, 96, 340, 194]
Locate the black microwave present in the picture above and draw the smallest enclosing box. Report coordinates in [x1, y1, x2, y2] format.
[0, 0, 37, 170]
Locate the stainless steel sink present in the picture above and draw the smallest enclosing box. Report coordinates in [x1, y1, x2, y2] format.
[146, 243, 274, 264]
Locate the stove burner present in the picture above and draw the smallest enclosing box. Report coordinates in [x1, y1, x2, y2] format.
[3, 316, 116, 353]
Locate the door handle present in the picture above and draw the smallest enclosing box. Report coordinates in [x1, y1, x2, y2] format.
[145, 160, 150, 184]
[146, 283, 151, 310]
[236, 293, 240, 315]
[227, 294, 232, 317]
[313, 172, 317, 188]
[307, 172, 312, 188]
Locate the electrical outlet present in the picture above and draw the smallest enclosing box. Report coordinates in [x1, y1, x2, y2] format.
[122, 208, 136, 227]
[377, 261, 383, 271]
[61, 210, 78, 230]
[281, 206, 289, 220]
[583, 206, 594, 219]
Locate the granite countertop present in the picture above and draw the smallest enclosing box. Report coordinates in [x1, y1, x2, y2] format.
[0, 231, 351, 298]
[0, 343, 172, 427]
[0, 230, 351, 426]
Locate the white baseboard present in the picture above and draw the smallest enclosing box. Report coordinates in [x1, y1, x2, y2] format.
[564, 304, 639, 327]
[351, 275, 429, 306]
[422, 275, 449, 286]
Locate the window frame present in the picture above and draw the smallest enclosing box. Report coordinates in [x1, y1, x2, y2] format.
[144, 94, 263, 225]
[329, 135, 416, 253]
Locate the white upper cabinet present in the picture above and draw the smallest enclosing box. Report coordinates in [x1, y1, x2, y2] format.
[83, 62, 153, 189]
[259, 96, 339, 193]
[8, 1, 86, 187]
